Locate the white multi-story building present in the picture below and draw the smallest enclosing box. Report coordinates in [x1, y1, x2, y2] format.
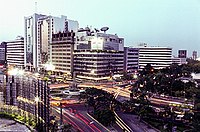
[172, 56, 187, 65]
[74, 50, 124, 81]
[75, 27, 124, 51]
[25, 13, 79, 71]
[124, 47, 139, 72]
[24, 13, 46, 71]
[137, 43, 172, 69]
[38, 15, 79, 68]
[6, 36, 24, 68]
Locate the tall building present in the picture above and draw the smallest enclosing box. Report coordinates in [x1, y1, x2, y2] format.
[38, 15, 79, 67]
[192, 51, 197, 60]
[0, 42, 6, 67]
[25, 13, 79, 71]
[124, 47, 139, 72]
[74, 50, 124, 81]
[6, 36, 24, 68]
[178, 50, 187, 58]
[6, 74, 50, 131]
[24, 13, 46, 71]
[137, 43, 172, 69]
[51, 32, 75, 75]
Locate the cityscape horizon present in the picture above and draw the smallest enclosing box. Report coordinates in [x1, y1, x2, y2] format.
[0, 0, 200, 56]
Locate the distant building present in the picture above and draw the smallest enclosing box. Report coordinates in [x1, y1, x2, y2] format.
[6, 36, 24, 68]
[124, 47, 139, 72]
[0, 42, 6, 67]
[136, 43, 172, 69]
[172, 56, 187, 65]
[178, 50, 187, 58]
[192, 51, 197, 60]
[74, 50, 124, 81]
[50, 32, 75, 75]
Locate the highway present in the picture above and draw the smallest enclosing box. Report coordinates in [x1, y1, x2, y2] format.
[51, 104, 110, 132]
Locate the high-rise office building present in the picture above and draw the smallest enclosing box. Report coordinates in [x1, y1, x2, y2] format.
[38, 15, 79, 67]
[178, 50, 187, 58]
[24, 13, 46, 71]
[51, 32, 75, 75]
[25, 13, 79, 71]
[6, 36, 24, 68]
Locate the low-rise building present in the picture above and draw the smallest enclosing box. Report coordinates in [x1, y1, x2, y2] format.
[137, 43, 172, 69]
[74, 49, 124, 81]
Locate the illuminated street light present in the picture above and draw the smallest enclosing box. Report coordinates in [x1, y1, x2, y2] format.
[133, 74, 138, 79]
[44, 63, 55, 71]
[35, 97, 40, 103]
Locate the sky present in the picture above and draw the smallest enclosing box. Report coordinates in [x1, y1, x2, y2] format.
[0, 0, 200, 56]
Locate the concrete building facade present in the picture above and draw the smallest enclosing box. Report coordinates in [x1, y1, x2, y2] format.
[124, 47, 139, 72]
[50, 32, 75, 75]
[75, 27, 124, 51]
[25, 13, 78, 71]
[24, 13, 46, 71]
[74, 50, 124, 81]
[6, 36, 24, 68]
[37, 15, 79, 67]
[137, 44, 172, 69]
[0, 42, 6, 66]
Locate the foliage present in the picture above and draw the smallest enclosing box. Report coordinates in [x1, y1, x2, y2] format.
[83, 88, 116, 126]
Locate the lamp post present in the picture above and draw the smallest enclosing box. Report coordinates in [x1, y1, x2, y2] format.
[35, 96, 39, 125]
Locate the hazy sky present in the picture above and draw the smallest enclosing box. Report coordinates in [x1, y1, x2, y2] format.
[0, 0, 200, 56]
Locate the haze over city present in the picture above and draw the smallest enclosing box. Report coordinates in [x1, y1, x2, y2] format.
[0, 0, 200, 55]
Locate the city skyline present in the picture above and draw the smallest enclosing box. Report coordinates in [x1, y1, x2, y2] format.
[0, 0, 200, 56]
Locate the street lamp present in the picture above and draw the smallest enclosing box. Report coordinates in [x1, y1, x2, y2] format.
[35, 96, 40, 125]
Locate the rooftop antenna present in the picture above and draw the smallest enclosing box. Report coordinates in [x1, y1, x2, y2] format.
[35, 1, 38, 13]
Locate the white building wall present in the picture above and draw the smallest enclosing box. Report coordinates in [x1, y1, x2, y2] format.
[6, 37, 24, 68]
[24, 13, 46, 70]
[136, 44, 172, 69]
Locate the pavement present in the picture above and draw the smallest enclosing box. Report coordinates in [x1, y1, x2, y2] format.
[0, 118, 31, 132]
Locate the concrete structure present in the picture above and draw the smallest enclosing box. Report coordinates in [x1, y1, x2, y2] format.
[75, 27, 124, 51]
[24, 13, 46, 71]
[37, 15, 78, 67]
[0, 42, 6, 66]
[137, 43, 172, 69]
[25, 13, 79, 71]
[124, 47, 139, 72]
[172, 56, 187, 65]
[50, 32, 75, 75]
[6, 73, 50, 131]
[178, 50, 187, 58]
[6, 36, 24, 68]
[74, 50, 124, 81]
[192, 51, 197, 60]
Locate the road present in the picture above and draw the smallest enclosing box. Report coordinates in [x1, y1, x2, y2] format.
[116, 111, 158, 132]
[51, 104, 111, 132]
